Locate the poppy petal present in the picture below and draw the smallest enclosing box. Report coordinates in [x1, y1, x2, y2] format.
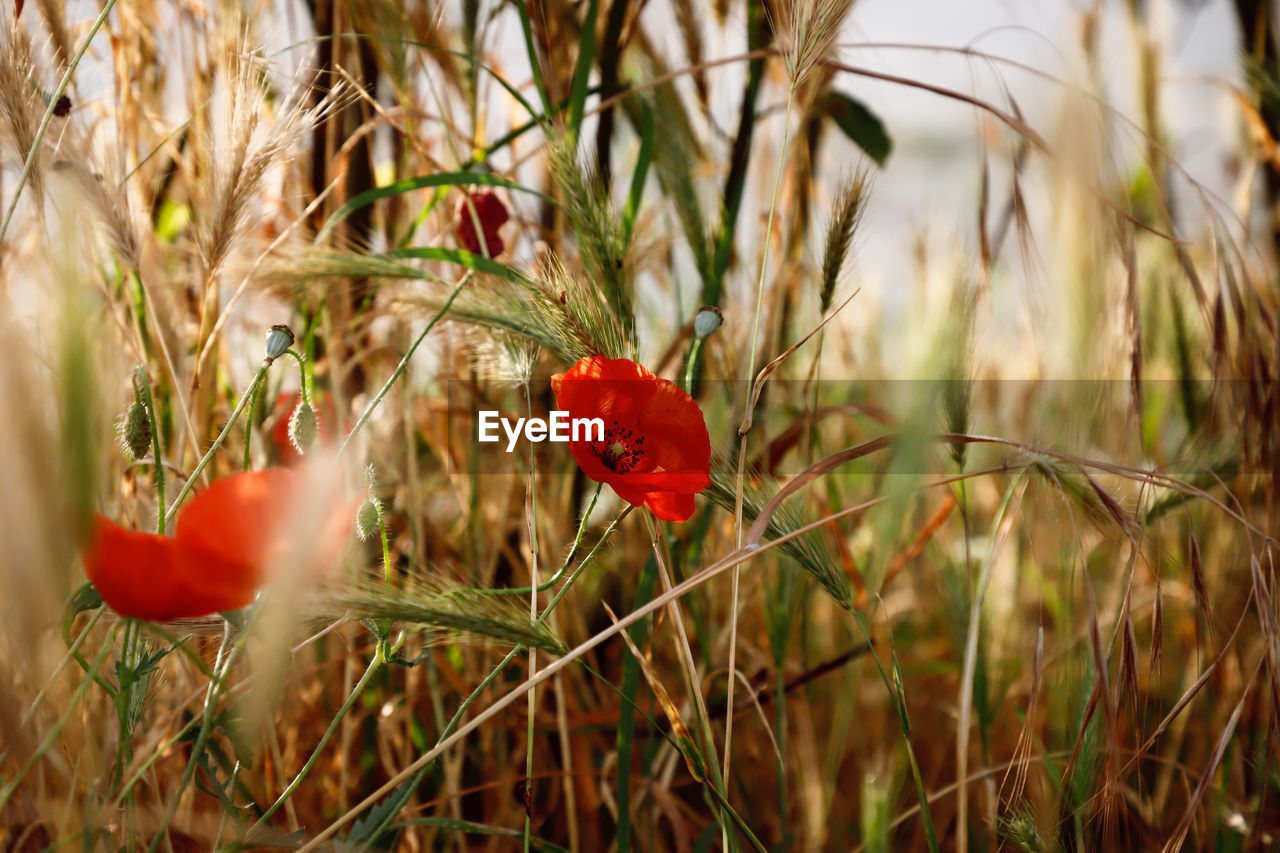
[174, 469, 296, 571]
[643, 491, 697, 523]
[553, 355, 711, 521]
[81, 515, 257, 621]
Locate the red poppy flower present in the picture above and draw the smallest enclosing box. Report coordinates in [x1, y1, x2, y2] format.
[455, 189, 509, 257]
[80, 468, 353, 621]
[551, 356, 711, 523]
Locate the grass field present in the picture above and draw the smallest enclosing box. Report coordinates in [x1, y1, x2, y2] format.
[1, 0, 1279, 850]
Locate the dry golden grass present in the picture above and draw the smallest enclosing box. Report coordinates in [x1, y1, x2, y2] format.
[1, 1, 1278, 851]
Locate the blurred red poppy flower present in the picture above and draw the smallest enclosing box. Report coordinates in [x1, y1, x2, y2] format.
[455, 189, 509, 257]
[81, 468, 353, 621]
[552, 356, 711, 523]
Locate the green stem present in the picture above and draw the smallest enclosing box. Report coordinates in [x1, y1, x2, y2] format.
[241, 646, 386, 841]
[116, 620, 139, 848]
[286, 350, 310, 404]
[243, 371, 263, 472]
[475, 482, 604, 596]
[145, 622, 239, 853]
[166, 364, 268, 527]
[724, 85, 797, 830]
[339, 273, 471, 457]
[522, 376, 540, 853]
[682, 338, 704, 395]
[0, 0, 118, 245]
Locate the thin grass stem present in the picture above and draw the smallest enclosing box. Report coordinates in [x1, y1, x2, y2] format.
[339, 272, 472, 457]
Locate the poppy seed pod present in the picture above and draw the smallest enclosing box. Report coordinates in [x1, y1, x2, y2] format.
[694, 305, 723, 339]
[355, 499, 381, 542]
[119, 401, 152, 459]
[288, 401, 318, 454]
[264, 324, 294, 364]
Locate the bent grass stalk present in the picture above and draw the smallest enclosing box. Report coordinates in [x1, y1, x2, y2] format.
[240, 639, 395, 841]
[338, 272, 472, 458]
[644, 511, 737, 845]
[298, 508, 872, 850]
[728, 83, 797, 815]
[163, 362, 270, 527]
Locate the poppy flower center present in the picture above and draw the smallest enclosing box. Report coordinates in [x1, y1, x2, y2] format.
[593, 420, 646, 473]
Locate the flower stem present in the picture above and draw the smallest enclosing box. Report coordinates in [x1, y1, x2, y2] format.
[474, 481, 604, 596]
[682, 337, 705, 394]
[165, 364, 268, 528]
[145, 621, 240, 853]
[727, 84, 797, 813]
[242, 644, 387, 840]
[339, 272, 472, 458]
[522, 376, 540, 853]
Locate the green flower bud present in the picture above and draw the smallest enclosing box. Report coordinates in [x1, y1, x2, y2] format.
[355, 499, 381, 542]
[119, 401, 152, 459]
[288, 401, 317, 454]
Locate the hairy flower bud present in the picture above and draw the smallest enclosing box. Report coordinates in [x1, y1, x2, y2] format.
[119, 401, 152, 459]
[355, 499, 381, 542]
[288, 401, 317, 454]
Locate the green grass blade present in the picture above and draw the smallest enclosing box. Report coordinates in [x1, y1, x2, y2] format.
[515, 0, 552, 113]
[615, 552, 658, 853]
[622, 101, 653, 245]
[316, 173, 551, 244]
[568, 0, 599, 146]
[388, 247, 528, 283]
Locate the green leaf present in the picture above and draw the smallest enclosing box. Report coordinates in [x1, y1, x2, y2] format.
[622, 100, 653, 245]
[345, 775, 418, 849]
[316, 172, 549, 244]
[387, 247, 528, 284]
[568, 0, 599, 144]
[819, 92, 892, 166]
[61, 582, 101, 643]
